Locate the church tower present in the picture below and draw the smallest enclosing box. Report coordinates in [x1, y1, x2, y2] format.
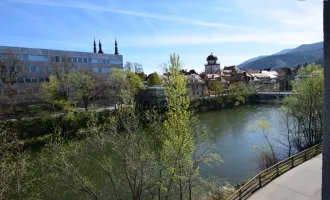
[98, 39, 104, 54]
[93, 38, 97, 53]
[205, 53, 220, 74]
[114, 38, 119, 55]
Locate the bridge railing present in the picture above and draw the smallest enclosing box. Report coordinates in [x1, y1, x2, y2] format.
[227, 143, 323, 200]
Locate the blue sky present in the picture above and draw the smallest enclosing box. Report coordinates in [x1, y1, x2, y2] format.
[0, 0, 323, 74]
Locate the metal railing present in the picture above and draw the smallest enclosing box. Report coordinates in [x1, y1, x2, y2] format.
[227, 143, 323, 200]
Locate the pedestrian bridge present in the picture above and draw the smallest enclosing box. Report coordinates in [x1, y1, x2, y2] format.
[254, 91, 293, 100]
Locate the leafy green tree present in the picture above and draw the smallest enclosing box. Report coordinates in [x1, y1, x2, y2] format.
[69, 71, 97, 111]
[46, 56, 75, 100]
[42, 75, 71, 112]
[226, 82, 249, 105]
[282, 64, 324, 150]
[148, 72, 163, 86]
[108, 68, 144, 109]
[136, 72, 146, 81]
[210, 80, 224, 97]
[162, 53, 194, 200]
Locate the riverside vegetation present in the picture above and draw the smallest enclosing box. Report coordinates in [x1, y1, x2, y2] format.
[0, 52, 324, 199]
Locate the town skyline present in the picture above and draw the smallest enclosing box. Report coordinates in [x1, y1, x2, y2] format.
[0, 0, 323, 74]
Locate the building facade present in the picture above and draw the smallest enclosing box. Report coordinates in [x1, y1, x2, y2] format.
[0, 39, 123, 105]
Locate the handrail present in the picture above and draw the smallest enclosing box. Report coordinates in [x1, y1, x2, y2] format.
[227, 143, 323, 200]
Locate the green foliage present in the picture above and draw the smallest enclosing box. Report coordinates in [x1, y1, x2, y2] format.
[226, 82, 249, 105]
[0, 131, 37, 200]
[250, 117, 278, 168]
[282, 64, 324, 150]
[148, 72, 163, 86]
[162, 53, 195, 199]
[109, 68, 144, 107]
[69, 71, 96, 111]
[209, 80, 224, 97]
[42, 75, 72, 112]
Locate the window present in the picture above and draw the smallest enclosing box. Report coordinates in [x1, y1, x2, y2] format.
[49, 56, 55, 62]
[55, 56, 61, 62]
[68, 57, 73, 63]
[107, 59, 111, 64]
[28, 55, 44, 61]
[78, 57, 82, 63]
[88, 58, 92, 63]
[23, 54, 29, 61]
[43, 55, 49, 61]
[73, 57, 77, 63]
[102, 59, 106, 64]
[93, 68, 102, 73]
[83, 58, 87, 63]
[31, 78, 38, 83]
[91, 58, 98, 64]
[24, 77, 31, 83]
[30, 66, 37, 72]
[39, 77, 45, 83]
[45, 77, 49, 82]
[16, 55, 23, 60]
[102, 68, 110, 73]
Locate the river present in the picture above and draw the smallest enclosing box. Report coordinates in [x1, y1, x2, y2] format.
[197, 104, 286, 185]
[29, 104, 287, 199]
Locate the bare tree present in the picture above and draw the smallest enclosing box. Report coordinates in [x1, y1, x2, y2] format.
[124, 62, 144, 74]
[0, 51, 24, 120]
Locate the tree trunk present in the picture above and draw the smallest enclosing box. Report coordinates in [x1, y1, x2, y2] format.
[323, 1, 330, 200]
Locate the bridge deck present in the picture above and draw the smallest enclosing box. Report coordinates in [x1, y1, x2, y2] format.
[248, 154, 322, 200]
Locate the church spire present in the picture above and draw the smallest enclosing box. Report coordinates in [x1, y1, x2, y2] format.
[98, 39, 104, 54]
[115, 38, 119, 55]
[93, 38, 97, 53]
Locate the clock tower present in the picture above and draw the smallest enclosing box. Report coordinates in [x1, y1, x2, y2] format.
[205, 53, 220, 74]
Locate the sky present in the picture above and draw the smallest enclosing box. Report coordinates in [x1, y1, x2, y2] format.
[0, 0, 323, 74]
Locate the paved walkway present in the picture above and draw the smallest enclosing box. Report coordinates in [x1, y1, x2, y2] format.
[248, 154, 322, 200]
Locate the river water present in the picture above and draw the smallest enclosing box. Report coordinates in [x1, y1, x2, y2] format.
[197, 104, 286, 185]
[29, 104, 286, 199]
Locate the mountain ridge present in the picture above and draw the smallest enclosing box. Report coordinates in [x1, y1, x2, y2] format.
[238, 42, 324, 70]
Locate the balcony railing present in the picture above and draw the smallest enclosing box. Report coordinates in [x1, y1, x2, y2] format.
[227, 143, 323, 200]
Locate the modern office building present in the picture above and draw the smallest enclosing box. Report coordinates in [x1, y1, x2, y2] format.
[0, 39, 123, 105]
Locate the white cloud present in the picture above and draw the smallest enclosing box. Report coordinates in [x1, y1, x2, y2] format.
[5, 0, 247, 29]
[126, 30, 322, 47]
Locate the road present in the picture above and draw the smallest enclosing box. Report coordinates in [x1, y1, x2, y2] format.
[248, 154, 322, 200]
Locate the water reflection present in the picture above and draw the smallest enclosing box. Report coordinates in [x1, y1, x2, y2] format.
[197, 104, 284, 185]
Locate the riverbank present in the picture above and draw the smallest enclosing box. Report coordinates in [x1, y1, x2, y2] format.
[0, 97, 284, 151]
[190, 94, 284, 112]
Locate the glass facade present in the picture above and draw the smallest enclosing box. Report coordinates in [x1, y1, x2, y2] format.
[0, 46, 123, 104]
